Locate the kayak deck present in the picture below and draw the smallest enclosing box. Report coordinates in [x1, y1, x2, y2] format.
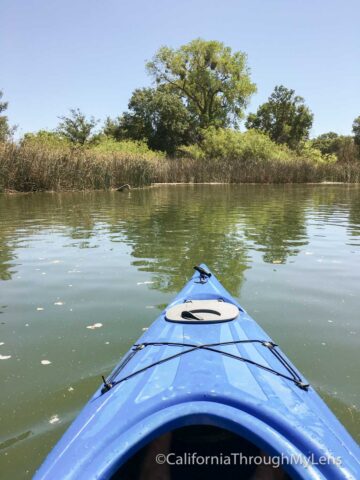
[34, 265, 360, 480]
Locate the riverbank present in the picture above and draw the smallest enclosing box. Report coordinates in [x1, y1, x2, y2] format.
[1, 142, 360, 192]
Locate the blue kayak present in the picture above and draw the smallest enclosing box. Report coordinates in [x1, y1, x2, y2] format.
[34, 265, 360, 479]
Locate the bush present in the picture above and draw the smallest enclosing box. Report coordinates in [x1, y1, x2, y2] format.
[179, 128, 336, 165]
[21, 130, 71, 149]
[297, 141, 337, 164]
[179, 128, 292, 162]
[90, 137, 164, 160]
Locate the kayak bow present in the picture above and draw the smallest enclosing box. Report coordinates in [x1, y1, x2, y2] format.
[34, 264, 360, 479]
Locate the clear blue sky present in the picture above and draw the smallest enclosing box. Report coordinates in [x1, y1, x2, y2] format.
[1, 0, 359, 138]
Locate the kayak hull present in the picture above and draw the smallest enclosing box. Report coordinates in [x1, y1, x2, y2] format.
[34, 265, 360, 479]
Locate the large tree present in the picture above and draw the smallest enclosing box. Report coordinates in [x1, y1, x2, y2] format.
[104, 87, 194, 154]
[146, 39, 256, 129]
[353, 116, 360, 147]
[57, 108, 98, 145]
[246, 85, 313, 149]
[0, 90, 11, 142]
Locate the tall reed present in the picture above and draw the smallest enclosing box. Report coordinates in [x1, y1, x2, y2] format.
[1, 142, 360, 192]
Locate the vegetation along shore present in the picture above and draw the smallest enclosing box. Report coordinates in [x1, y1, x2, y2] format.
[1, 39, 360, 192]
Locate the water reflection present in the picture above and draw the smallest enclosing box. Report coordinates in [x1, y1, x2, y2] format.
[348, 192, 360, 242]
[236, 186, 309, 264]
[1, 186, 360, 288]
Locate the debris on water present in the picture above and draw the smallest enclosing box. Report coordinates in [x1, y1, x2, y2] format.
[86, 323, 103, 330]
[0, 354, 11, 360]
[25, 323, 29, 327]
[41, 359, 52, 365]
[137, 281, 155, 286]
[68, 284, 73, 287]
[54, 301, 64, 306]
[0, 342, 4, 346]
[49, 415, 60, 424]
[116, 183, 131, 191]
[51, 260, 62, 264]
[37, 307, 44, 311]
[105, 341, 110, 344]
[321, 342, 327, 346]
[41, 272, 47, 275]
[328, 320, 333, 323]
[142, 327, 148, 331]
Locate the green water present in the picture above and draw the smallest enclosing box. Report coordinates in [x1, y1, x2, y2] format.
[0, 185, 359, 478]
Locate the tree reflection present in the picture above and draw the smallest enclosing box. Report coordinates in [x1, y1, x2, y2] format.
[239, 186, 308, 264]
[348, 187, 360, 239]
[3, 186, 358, 292]
[116, 186, 249, 295]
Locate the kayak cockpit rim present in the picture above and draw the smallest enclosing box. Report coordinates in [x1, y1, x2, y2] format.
[102, 411, 318, 480]
[113, 424, 291, 479]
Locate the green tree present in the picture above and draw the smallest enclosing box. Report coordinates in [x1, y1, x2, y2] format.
[57, 108, 98, 145]
[246, 85, 313, 149]
[352, 116, 360, 147]
[311, 132, 341, 155]
[105, 88, 194, 155]
[103, 117, 124, 141]
[0, 90, 11, 142]
[311, 132, 357, 162]
[146, 39, 256, 129]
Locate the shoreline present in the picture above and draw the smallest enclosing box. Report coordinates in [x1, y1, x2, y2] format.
[1, 181, 358, 195]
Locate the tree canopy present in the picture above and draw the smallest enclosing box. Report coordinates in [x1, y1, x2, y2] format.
[146, 38, 256, 130]
[0, 90, 11, 142]
[352, 116, 360, 147]
[104, 87, 194, 155]
[246, 85, 313, 149]
[57, 109, 98, 145]
[311, 132, 345, 155]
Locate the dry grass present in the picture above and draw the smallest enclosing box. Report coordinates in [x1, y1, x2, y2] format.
[155, 155, 360, 184]
[0, 142, 158, 191]
[1, 142, 360, 192]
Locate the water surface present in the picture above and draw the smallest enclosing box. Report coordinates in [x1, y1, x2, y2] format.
[0, 185, 359, 478]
